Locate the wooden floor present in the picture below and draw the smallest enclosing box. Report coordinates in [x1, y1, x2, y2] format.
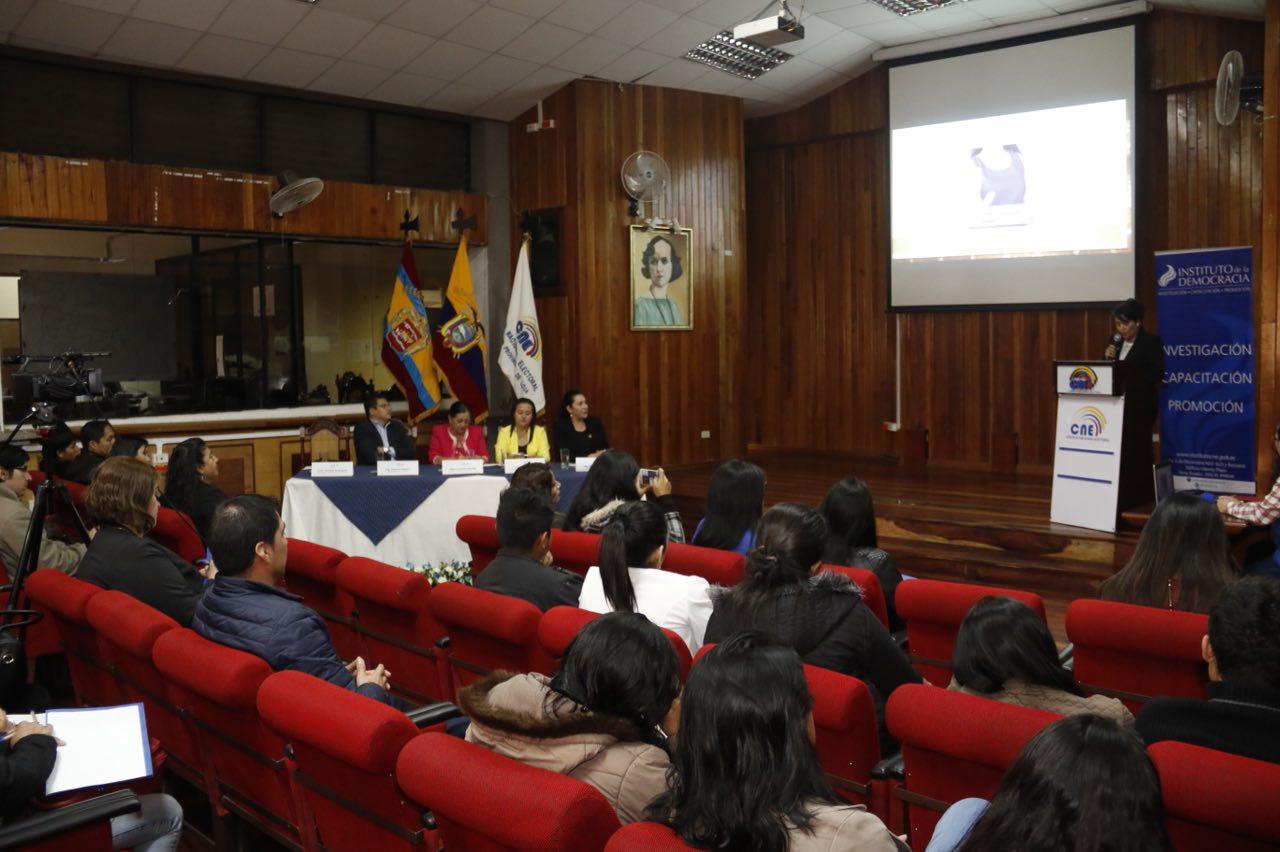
[667, 452, 1143, 643]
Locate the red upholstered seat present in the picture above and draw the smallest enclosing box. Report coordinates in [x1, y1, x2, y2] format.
[548, 529, 601, 576]
[456, 514, 501, 574]
[428, 582, 554, 693]
[282, 538, 358, 660]
[605, 823, 696, 850]
[1150, 741, 1280, 851]
[23, 569, 118, 706]
[663, 541, 744, 587]
[1065, 599, 1208, 713]
[537, 606, 693, 681]
[83, 592, 200, 782]
[887, 683, 1057, 850]
[896, 579, 1046, 685]
[822, 564, 889, 629]
[258, 670, 432, 852]
[334, 557, 449, 703]
[805, 663, 882, 813]
[151, 629, 301, 846]
[396, 732, 621, 851]
[149, 507, 205, 565]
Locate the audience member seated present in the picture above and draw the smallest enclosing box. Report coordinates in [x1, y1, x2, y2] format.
[564, 449, 684, 542]
[690, 459, 763, 557]
[475, 486, 582, 611]
[193, 496, 397, 706]
[949, 596, 1132, 726]
[78, 457, 208, 627]
[429, 401, 488, 464]
[926, 714, 1167, 852]
[550, 389, 608, 459]
[0, 705, 184, 848]
[509, 461, 565, 527]
[1217, 422, 1280, 579]
[60, 419, 115, 485]
[0, 445, 85, 575]
[38, 425, 80, 480]
[819, 476, 906, 632]
[494, 397, 551, 463]
[1136, 576, 1280, 763]
[163, 438, 228, 542]
[578, 500, 711, 654]
[111, 434, 151, 462]
[649, 632, 906, 852]
[704, 503, 920, 751]
[353, 392, 415, 465]
[1100, 491, 1235, 614]
[457, 611, 678, 824]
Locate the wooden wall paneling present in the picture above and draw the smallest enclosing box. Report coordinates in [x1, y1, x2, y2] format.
[0, 152, 488, 245]
[743, 9, 1264, 472]
[513, 80, 747, 467]
[1258, 0, 1280, 491]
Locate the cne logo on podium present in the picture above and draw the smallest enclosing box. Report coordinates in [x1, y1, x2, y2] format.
[1068, 366, 1097, 390]
[1070, 406, 1108, 439]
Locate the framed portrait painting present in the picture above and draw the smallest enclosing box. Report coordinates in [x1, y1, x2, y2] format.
[630, 225, 693, 331]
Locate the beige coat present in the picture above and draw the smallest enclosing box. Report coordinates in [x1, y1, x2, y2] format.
[949, 677, 1134, 727]
[457, 671, 669, 824]
[788, 802, 906, 852]
[0, 485, 84, 576]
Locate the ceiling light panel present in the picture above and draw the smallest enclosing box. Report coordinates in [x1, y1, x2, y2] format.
[869, 0, 972, 16]
[684, 30, 791, 80]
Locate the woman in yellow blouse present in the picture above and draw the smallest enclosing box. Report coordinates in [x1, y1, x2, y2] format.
[494, 397, 551, 463]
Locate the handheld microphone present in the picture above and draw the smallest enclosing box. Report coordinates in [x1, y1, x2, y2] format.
[1108, 332, 1124, 361]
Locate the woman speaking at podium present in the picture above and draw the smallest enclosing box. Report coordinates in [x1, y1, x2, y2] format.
[1104, 299, 1164, 510]
[1104, 299, 1164, 385]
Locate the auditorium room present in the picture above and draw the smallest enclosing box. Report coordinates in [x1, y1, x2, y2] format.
[0, 0, 1277, 848]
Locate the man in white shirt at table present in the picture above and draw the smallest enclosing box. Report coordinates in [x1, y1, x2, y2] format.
[353, 392, 415, 466]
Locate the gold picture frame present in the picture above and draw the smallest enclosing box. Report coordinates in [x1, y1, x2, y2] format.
[629, 225, 693, 331]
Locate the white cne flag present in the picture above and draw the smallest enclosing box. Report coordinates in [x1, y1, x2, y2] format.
[498, 240, 546, 412]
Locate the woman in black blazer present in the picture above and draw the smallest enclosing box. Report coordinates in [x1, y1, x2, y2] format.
[550, 389, 608, 460]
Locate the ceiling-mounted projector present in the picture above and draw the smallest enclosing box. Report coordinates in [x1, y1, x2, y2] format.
[733, 13, 804, 47]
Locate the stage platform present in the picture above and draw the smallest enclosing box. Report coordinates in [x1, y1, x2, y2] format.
[667, 451, 1144, 642]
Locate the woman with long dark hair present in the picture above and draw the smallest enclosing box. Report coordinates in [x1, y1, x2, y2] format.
[704, 503, 919, 751]
[950, 596, 1131, 725]
[563, 449, 684, 542]
[818, 476, 905, 631]
[691, 459, 764, 555]
[1100, 491, 1235, 613]
[457, 612, 680, 824]
[1218, 422, 1280, 578]
[493, 397, 551, 463]
[550, 389, 608, 460]
[163, 437, 229, 541]
[651, 632, 905, 852]
[577, 500, 711, 653]
[927, 714, 1169, 852]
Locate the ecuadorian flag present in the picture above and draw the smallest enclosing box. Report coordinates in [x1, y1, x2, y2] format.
[381, 242, 443, 422]
[432, 234, 489, 421]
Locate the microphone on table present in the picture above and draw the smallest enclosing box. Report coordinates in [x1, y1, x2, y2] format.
[1108, 332, 1124, 361]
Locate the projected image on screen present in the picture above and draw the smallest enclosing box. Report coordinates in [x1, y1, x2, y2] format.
[893, 100, 1131, 262]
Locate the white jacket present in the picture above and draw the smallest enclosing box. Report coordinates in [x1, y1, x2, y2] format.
[578, 566, 712, 655]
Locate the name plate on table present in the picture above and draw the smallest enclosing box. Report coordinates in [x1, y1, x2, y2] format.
[311, 461, 354, 477]
[441, 458, 485, 475]
[378, 460, 421, 476]
[504, 457, 547, 474]
[574, 457, 597, 472]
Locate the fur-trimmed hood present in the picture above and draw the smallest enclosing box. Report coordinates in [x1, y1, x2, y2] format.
[579, 498, 627, 531]
[457, 671, 651, 776]
[709, 567, 863, 605]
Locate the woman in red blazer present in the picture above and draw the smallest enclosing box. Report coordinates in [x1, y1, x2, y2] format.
[429, 402, 489, 464]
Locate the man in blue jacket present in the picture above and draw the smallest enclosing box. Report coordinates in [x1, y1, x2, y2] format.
[192, 495, 395, 705]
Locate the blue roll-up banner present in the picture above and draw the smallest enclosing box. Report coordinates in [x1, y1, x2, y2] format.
[1155, 246, 1255, 494]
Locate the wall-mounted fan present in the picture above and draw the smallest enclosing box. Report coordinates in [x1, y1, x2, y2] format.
[269, 170, 325, 217]
[621, 150, 678, 231]
[1215, 50, 1263, 127]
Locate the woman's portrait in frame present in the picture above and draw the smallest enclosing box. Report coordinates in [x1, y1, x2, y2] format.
[630, 226, 693, 331]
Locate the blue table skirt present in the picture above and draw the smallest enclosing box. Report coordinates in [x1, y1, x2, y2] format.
[293, 465, 587, 545]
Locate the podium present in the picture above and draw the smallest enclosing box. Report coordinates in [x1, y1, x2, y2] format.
[1050, 361, 1155, 532]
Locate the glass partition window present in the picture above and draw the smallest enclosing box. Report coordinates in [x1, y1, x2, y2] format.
[0, 225, 454, 422]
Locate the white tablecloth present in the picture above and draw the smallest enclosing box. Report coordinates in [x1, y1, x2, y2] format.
[281, 474, 509, 570]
